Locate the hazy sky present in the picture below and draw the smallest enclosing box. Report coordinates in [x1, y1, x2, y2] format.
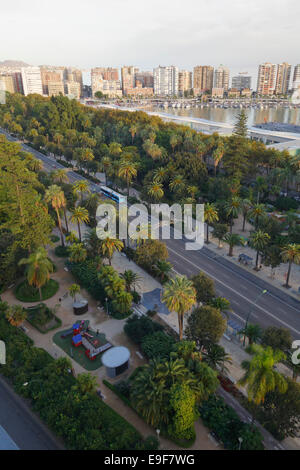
[1, 0, 300, 82]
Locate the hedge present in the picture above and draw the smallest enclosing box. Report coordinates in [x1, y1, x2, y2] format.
[0, 312, 144, 450]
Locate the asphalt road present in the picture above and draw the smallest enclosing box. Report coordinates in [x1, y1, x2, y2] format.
[1, 128, 300, 338]
[0, 375, 63, 450]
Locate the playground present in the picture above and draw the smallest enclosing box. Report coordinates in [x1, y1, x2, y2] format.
[53, 320, 112, 371]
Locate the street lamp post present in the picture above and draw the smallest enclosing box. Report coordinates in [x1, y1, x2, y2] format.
[105, 297, 109, 316]
[243, 289, 267, 347]
[238, 437, 243, 450]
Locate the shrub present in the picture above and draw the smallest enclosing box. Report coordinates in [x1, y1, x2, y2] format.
[54, 245, 69, 257]
[124, 314, 163, 344]
[274, 196, 298, 211]
[200, 395, 264, 450]
[15, 279, 59, 302]
[141, 331, 175, 360]
[50, 235, 60, 243]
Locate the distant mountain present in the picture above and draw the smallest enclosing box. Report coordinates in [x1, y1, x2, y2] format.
[0, 60, 30, 68]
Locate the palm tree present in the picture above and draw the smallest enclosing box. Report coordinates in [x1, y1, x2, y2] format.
[118, 161, 138, 196]
[84, 192, 100, 219]
[162, 275, 196, 340]
[254, 176, 267, 203]
[19, 247, 53, 300]
[203, 344, 232, 373]
[225, 197, 241, 233]
[169, 174, 186, 194]
[69, 207, 89, 241]
[51, 169, 69, 184]
[99, 156, 112, 185]
[120, 270, 141, 292]
[45, 185, 66, 246]
[281, 244, 300, 288]
[148, 181, 164, 202]
[153, 260, 173, 283]
[250, 230, 271, 270]
[204, 203, 219, 244]
[68, 243, 87, 263]
[153, 167, 168, 183]
[143, 140, 162, 160]
[72, 180, 90, 204]
[212, 142, 225, 176]
[101, 236, 124, 265]
[223, 233, 244, 257]
[247, 204, 267, 230]
[240, 199, 252, 232]
[84, 227, 103, 256]
[129, 123, 138, 143]
[239, 324, 262, 345]
[5, 305, 27, 327]
[69, 283, 81, 302]
[239, 345, 287, 409]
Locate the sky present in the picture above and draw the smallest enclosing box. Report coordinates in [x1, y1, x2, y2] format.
[1, 0, 300, 85]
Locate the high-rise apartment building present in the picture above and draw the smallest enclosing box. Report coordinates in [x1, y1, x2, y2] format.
[40, 69, 64, 95]
[135, 71, 154, 88]
[21, 67, 43, 96]
[214, 65, 230, 91]
[178, 70, 192, 96]
[193, 66, 214, 94]
[232, 73, 252, 91]
[292, 64, 300, 91]
[275, 63, 291, 95]
[257, 63, 276, 95]
[48, 81, 65, 96]
[0, 74, 15, 93]
[65, 81, 81, 99]
[121, 66, 139, 91]
[153, 66, 178, 96]
[91, 67, 121, 97]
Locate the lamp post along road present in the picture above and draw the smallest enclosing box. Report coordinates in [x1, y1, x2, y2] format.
[243, 289, 267, 347]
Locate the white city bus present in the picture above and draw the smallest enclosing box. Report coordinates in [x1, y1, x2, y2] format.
[100, 186, 127, 204]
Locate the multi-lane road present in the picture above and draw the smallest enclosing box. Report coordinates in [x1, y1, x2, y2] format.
[1, 128, 299, 338]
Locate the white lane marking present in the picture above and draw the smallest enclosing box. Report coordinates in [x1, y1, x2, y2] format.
[199, 248, 300, 314]
[168, 246, 300, 335]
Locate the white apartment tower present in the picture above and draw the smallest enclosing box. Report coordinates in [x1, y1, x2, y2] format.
[275, 63, 291, 95]
[21, 67, 43, 96]
[292, 64, 300, 91]
[214, 65, 230, 91]
[153, 66, 179, 96]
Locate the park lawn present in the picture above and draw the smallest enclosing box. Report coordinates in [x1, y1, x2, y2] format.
[53, 327, 109, 371]
[15, 279, 59, 302]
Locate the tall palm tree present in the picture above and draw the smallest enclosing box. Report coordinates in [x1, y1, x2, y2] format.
[281, 244, 300, 288]
[129, 123, 138, 143]
[162, 275, 196, 340]
[223, 233, 244, 257]
[118, 161, 138, 196]
[254, 176, 267, 203]
[120, 270, 141, 292]
[239, 345, 287, 408]
[204, 203, 219, 244]
[203, 343, 232, 374]
[153, 167, 168, 183]
[51, 169, 69, 184]
[153, 260, 173, 283]
[225, 196, 241, 233]
[240, 199, 252, 232]
[169, 174, 186, 194]
[212, 142, 225, 176]
[69, 206, 89, 241]
[250, 230, 271, 270]
[247, 204, 267, 230]
[239, 324, 263, 345]
[45, 184, 66, 246]
[72, 180, 90, 204]
[69, 283, 81, 302]
[101, 236, 124, 265]
[99, 156, 112, 185]
[148, 181, 164, 202]
[19, 247, 53, 300]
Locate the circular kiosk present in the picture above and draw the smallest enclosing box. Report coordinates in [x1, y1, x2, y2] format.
[101, 346, 130, 378]
[73, 299, 88, 315]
